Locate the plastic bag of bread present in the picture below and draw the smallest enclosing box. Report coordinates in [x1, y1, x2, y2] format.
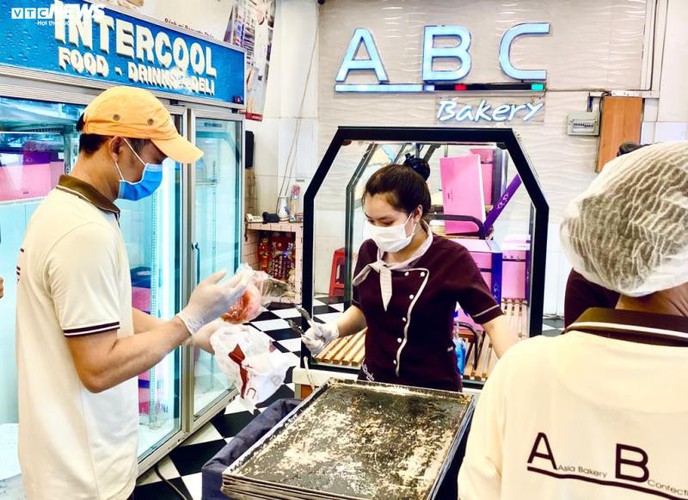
[210, 323, 291, 409]
[221, 265, 292, 324]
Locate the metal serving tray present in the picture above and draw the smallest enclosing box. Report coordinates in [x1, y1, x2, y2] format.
[222, 379, 475, 499]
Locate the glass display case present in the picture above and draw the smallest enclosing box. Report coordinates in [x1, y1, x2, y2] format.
[301, 127, 548, 389]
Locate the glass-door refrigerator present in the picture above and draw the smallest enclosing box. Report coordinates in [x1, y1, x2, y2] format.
[116, 106, 186, 469]
[185, 110, 243, 432]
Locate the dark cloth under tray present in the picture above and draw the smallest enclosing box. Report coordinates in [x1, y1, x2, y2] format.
[201, 398, 300, 500]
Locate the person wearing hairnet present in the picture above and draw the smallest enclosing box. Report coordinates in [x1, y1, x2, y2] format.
[458, 141, 688, 499]
[563, 141, 646, 327]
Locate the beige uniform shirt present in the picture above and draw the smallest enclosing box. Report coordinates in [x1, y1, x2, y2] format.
[16, 176, 138, 500]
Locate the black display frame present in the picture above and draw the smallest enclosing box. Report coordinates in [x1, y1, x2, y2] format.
[301, 126, 549, 375]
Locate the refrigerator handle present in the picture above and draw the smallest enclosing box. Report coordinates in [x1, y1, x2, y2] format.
[192, 242, 200, 284]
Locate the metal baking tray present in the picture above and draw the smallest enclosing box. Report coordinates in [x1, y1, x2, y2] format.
[222, 379, 475, 499]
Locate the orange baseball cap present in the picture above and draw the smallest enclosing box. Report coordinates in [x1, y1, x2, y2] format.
[82, 86, 203, 163]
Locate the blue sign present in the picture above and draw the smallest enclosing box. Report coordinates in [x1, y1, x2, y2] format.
[0, 0, 245, 106]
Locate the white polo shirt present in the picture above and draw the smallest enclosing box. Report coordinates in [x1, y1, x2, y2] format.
[458, 308, 688, 500]
[16, 176, 138, 500]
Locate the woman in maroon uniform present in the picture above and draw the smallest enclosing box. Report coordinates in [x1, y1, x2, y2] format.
[304, 162, 516, 391]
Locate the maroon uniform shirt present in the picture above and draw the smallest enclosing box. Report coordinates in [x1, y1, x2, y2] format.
[564, 270, 620, 328]
[352, 235, 503, 391]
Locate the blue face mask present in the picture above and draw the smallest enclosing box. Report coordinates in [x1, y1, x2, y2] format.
[114, 139, 164, 201]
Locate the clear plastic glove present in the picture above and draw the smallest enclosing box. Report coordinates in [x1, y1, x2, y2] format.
[184, 318, 223, 352]
[302, 322, 339, 356]
[177, 270, 249, 335]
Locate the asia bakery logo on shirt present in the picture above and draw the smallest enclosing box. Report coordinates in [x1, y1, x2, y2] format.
[527, 432, 688, 498]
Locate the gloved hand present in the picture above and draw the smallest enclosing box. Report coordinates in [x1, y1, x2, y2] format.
[177, 270, 248, 335]
[302, 322, 339, 356]
[184, 318, 224, 353]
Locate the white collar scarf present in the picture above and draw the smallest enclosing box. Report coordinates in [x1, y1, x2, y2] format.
[352, 223, 434, 311]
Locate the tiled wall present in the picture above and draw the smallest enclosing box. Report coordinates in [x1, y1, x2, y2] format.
[244, 169, 258, 217]
[242, 223, 260, 269]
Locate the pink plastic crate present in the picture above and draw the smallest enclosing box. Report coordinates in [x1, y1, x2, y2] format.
[502, 238, 529, 300]
[503, 261, 526, 300]
[451, 237, 503, 306]
[439, 155, 485, 235]
[469, 148, 495, 205]
[0, 162, 64, 201]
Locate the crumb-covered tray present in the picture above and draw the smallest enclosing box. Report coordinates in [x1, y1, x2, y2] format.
[222, 379, 475, 499]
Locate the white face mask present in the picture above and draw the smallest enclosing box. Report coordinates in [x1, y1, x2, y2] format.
[365, 212, 417, 253]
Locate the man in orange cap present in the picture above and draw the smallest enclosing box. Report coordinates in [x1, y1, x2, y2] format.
[15, 86, 246, 500]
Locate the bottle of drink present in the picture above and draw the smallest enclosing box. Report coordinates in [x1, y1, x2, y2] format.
[452, 310, 467, 376]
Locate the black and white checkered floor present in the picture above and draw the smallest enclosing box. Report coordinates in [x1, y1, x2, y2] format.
[133, 301, 562, 499]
